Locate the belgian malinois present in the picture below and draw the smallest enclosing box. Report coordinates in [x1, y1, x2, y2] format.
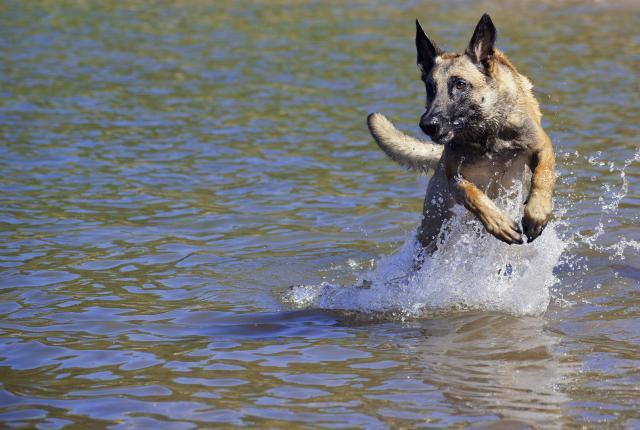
[367, 13, 556, 254]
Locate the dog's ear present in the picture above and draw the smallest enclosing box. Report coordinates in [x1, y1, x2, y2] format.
[416, 19, 439, 75]
[466, 13, 496, 68]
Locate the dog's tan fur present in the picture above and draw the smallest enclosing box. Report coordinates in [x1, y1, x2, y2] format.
[367, 113, 443, 173]
[368, 14, 555, 252]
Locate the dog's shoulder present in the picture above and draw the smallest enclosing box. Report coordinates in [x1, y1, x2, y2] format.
[493, 49, 543, 127]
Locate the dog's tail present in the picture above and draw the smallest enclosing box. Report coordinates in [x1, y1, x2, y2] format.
[367, 113, 443, 173]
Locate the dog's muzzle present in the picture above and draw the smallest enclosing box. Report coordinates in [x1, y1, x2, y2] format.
[420, 112, 454, 144]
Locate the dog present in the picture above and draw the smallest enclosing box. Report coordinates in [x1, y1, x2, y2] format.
[367, 13, 556, 254]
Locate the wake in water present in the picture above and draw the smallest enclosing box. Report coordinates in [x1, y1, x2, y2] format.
[284, 182, 566, 317]
[283, 148, 637, 317]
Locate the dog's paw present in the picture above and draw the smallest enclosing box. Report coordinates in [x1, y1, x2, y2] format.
[479, 209, 524, 245]
[522, 197, 552, 242]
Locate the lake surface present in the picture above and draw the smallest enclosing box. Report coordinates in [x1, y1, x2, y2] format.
[1, 0, 639, 428]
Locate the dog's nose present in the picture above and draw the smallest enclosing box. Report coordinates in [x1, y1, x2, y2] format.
[420, 115, 440, 136]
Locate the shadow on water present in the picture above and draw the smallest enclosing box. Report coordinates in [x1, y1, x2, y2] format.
[203, 309, 578, 427]
[1, 306, 574, 427]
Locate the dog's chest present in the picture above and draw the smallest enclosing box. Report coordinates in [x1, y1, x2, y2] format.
[460, 151, 529, 197]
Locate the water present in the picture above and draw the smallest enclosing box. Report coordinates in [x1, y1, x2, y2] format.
[1, 0, 639, 428]
[285, 183, 567, 316]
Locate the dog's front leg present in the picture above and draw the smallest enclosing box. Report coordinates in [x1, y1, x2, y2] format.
[449, 175, 524, 245]
[522, 134, 556, 242]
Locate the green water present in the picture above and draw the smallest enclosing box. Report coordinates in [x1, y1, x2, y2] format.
[1, 0, 639, 428]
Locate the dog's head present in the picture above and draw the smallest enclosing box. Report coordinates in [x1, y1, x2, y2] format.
[416, 14, 511, 145]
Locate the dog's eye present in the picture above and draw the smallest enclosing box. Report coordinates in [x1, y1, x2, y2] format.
[455, 80, 467, 90]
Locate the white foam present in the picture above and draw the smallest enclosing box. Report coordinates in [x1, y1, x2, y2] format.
[284, 183, 566, 317]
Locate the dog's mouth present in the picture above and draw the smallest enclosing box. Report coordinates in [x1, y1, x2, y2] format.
[434, 129, 455, 144]
[435, 118, 467, 144]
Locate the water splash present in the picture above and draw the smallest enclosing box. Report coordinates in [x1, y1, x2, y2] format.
[284, 147, 637, 317]
[284, 183, 566, 317]
[576, 148, 640, 260]
[545, 147, 640, 306]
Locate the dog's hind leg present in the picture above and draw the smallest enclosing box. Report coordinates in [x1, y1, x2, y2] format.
[367, 113, 443, 173]
[412, 207, 450, 270]
[418, 170, 454, 253]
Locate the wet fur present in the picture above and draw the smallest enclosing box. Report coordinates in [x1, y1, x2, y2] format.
[368, 14, 556, 252]
[367, 113, 443, 173]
